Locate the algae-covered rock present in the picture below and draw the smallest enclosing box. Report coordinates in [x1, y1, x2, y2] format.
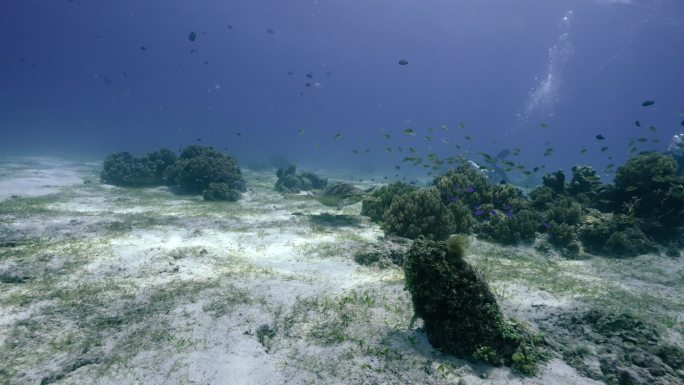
[361, 181, 416, 222]
[404, 236, 545, 374]
[166, 145, 246, 196]
[382, 188, 454, 240]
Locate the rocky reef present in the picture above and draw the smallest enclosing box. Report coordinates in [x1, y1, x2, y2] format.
[102, 145, 246, 201]
[363, 152, 684, 258]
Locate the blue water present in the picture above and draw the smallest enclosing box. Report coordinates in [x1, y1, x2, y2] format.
[1, 0, 683, 180]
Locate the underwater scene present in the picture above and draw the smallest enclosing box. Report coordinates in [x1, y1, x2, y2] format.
[1, 1, 684, 384]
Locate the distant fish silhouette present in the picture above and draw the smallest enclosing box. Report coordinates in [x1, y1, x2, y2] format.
[642, 100, 655, 107]
[496, 149, 510, 159]
[398, 59, 408, 65]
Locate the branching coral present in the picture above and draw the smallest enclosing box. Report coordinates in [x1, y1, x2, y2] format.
[165, 145, 246, 198]
[382, 187, 453, 240]
[477, 209, 540, 245]
[579, 212, 655, 257]
[101, 148, 176, 187]
[612, 152, 684, 238]
[542, 170, 566, 194]
[361, 181, 416, 222]
[202, 182, 242, 202]
[433, 165, 493, 208]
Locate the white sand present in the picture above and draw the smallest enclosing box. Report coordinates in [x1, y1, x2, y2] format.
[0, 157, 87, 202]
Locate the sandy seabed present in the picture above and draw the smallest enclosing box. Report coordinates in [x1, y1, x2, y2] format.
[0, 157, 681, 385]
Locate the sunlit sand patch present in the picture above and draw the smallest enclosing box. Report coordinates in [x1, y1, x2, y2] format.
[0, 158, 87, 202]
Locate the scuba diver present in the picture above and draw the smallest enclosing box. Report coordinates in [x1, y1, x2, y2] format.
[666, 133, 684, 176]
[468, 149, 511, 185]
